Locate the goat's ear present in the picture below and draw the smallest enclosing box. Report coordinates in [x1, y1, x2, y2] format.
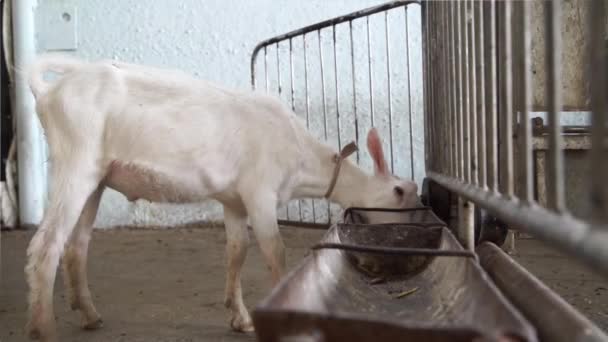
[367, 127, 388, 176]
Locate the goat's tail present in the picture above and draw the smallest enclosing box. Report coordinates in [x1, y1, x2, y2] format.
[27, 53, 87, 99]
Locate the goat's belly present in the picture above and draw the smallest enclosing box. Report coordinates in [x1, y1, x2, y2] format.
[104, 161, 205, 203]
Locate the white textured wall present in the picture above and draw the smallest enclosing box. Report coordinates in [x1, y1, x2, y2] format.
[34, 0, 424, 228]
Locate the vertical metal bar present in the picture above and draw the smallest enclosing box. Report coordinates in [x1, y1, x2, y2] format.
[462, 0, 470, 183]
[333, 25, 342, 151]
[429, 1, 437, 172]
[449, 2, 458, 179]
[423, 3, 433, 172]
[443, 2, 452, 177]
[588, 0, 608, 224]
[468, 0, 478, 186]
[405, 7, 414, 179]
[276, 42, 289, 220]
[349, 20, 360, 163]
[303, 34, 316, 223]
[366, 16, 375, 127]
[385, 12, 394, 173]
[264, 46, 269, 92]
[318, 29, 330, 223]
[500, 0, 514, 198]
[485, 0, 498, 193]
[289, 38, 304, 222]
[456, 0, 464, 181]
[545, 0, 565, 212]
[475, 0, 487, 188]
[519, 0, 533, 204]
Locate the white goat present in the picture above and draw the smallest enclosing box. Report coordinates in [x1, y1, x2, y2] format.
[24, 54, 419, 341]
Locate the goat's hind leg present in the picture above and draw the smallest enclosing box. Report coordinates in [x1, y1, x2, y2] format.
[62, 186, 104, 330]
[25, 161, 102, 341]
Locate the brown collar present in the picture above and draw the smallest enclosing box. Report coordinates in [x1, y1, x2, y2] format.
[324, 141, 359, 199]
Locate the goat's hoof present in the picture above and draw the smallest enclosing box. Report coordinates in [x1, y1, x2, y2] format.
[83, 318, 104, 330]
[230, 316, 254, 333]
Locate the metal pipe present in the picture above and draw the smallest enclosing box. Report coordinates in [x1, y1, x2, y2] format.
[13, 0, 46, 225]
[349, 20, 360, 163]
[288, 38, 304, 222]
[303, 34, 317, 223]
[275, 42, 289, 220]
[456, 0, 464, 180]
[475, 0, 487, 189]
[468, 0, 478, 186]
[462, 0, 470, 183]
[404, 7, 415, 180]
[429, 171, 608, 277]
[545, 0, 565, 212]
[588, 0, 608, 224]
[519, 0, 533, 204]
[443, 2, 453, 177]
[385, 12, 394, 173]
[332, 25, 342, 152]
[318, 29, 331, 223]
[264, 46, 269, 92]
[485, 0, 498, 193]
[366, 16, 375, 127]
[500, 0, 514, 198]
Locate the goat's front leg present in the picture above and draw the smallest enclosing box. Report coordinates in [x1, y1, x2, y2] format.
[61, 186, 104, 330]
[25, 163, 101, 342]
[222, 204, 253, 332]
[244, 192, 286, 286]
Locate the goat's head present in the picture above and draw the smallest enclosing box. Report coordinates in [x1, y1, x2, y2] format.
[359, 127, 419, 210]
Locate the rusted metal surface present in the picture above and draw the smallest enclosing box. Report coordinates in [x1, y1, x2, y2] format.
[477, 242, 608, 342]
[253, 208, 537, 342]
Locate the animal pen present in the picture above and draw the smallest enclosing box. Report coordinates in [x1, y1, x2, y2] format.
[248, 0, 608, 341]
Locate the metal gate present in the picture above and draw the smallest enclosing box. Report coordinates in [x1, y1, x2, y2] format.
[250, 0, 423, 226]
[423, 0, 608, 277]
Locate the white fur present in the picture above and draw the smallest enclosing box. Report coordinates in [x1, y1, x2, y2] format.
[24, 53, 419, 341]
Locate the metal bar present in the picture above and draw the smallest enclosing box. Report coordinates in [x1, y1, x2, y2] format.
[318, 29, 331, 223]
[462, 0, 470, 183]
[425, 2, 434, 172]
[276, 42, 289, 220]
[349, 20, 360, 163]
[456, 0, 464, 180]
[442, 2, 451, 177]
[428, 171, 608, 277]
[385, 11, 394, 173]
[475, 0, 487, 188]
[450, 2, 459, 179]
[366, 16, 375, 127]
[500, 0, 514, 198]
[303, 34, 317, 223]
[588, 0, 608, 224]
[404, 7, 415, 179]
[468, 0, 478, 186]
[545, 0, 565, 212]
[485, 0, 498, 193]
[264, 46, 269, 92]
[333, 25, 342, 151]
[289, 38, 304, 222]
[519, 0, 533, 204]
[311, 242, 478, 259]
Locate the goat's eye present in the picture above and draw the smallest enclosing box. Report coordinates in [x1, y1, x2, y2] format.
[394, 186, 404, 196]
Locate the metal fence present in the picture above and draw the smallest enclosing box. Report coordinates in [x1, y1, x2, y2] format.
[251, 0, 423, 226]
[423, 0, 608, 276]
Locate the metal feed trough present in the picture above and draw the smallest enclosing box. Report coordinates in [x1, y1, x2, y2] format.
[250, 1, 608, 341]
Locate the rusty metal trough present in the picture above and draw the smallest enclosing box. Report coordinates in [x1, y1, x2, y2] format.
[252, 207, 538, 342]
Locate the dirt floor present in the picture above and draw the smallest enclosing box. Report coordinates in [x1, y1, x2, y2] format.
[1, 227, 607, 342]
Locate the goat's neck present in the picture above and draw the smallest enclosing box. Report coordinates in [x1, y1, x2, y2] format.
[294, 142, 370, 208]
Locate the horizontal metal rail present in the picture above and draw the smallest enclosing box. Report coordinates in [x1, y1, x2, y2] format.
[311, 242, 478, 259]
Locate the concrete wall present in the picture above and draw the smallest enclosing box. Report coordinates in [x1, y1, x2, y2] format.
[34, 0, 424, 228]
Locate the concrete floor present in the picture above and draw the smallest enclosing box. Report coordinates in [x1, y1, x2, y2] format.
[1, 228, 607, 341]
